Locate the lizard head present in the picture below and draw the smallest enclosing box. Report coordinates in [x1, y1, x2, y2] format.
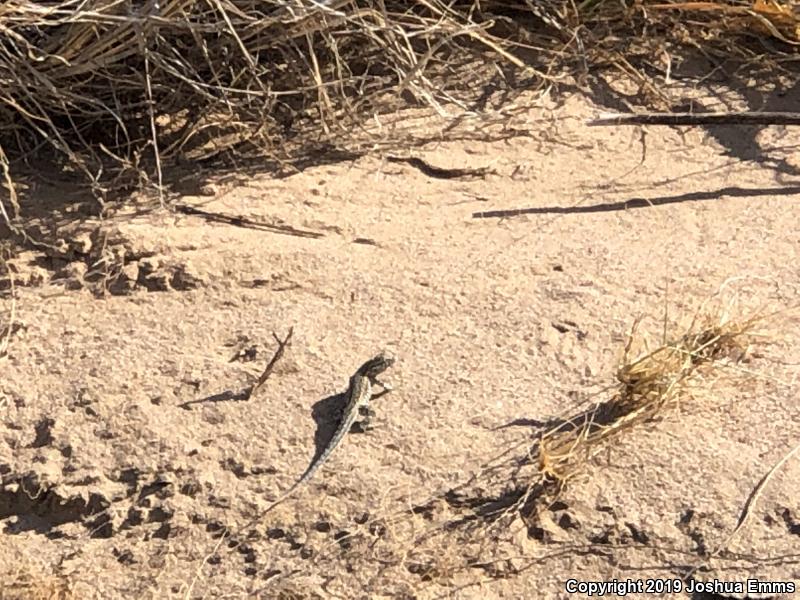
[358, 352, 395, 376]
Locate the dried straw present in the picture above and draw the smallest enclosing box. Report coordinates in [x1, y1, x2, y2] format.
[0, 0, 798, 229]
[535, 304, 762, 493]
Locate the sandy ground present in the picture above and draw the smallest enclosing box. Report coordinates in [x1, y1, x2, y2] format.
[1, 93, 799, 600]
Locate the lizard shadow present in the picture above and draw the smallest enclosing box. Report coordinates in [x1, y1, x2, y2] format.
[177, 389, 250, 410]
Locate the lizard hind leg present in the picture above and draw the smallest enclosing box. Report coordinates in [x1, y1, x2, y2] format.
[351, 405, 376, 433]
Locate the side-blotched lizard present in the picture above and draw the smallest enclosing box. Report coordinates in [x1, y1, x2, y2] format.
[259, 352, 395, 513]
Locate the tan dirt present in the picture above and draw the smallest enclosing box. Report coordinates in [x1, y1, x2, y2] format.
[1, 93, 799, 599]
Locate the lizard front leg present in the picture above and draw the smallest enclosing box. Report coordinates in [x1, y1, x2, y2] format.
[369, 377, 393, 401]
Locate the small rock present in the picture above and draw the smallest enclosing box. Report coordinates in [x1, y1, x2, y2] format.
[24, 266, 51, 286]
[59, 261, 88, 289]
[70, 232, 93, 255]
[533, 510, 573, 543]
[199, 183, 219, 197]
[52, 238, 70, 256]
[171, 260, 207, 290]
[121, 262, 140, 283]
[512, 516, 539, 553]
[109, 262, 140, 294]
[137, 256, 162, 276]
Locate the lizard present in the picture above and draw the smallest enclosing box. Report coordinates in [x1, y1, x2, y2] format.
[245, 352, 396, 522]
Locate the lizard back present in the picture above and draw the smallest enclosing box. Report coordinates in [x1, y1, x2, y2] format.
[271, 353, 394, 504]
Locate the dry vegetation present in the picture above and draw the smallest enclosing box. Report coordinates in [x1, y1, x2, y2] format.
[1, 1, 800, 598]
[535, 290, 761, 489]
[1, 0, 800, 228]
[522, 288, 799, 581]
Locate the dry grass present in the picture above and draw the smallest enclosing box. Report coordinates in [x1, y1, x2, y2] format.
[534, 301, 761, 491]
[1, 0, 799, 234]
[510, 279, 794, 529]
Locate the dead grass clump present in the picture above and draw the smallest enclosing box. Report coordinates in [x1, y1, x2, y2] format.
[0, 0, 543, 216]
[535, 297, 762, 496]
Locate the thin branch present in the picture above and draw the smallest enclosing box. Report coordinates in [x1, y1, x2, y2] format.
[248, 326, 294, 399]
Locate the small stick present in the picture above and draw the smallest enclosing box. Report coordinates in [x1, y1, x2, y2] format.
[386, 155, 496, 180]
[683, 437, 800, 582]
[249, 326, 294, 398]
[587, 111, 800, 127]
[716, 438, 800, 551]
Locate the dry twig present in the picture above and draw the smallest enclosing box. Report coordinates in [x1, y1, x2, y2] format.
[249, 326, 294, 398]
